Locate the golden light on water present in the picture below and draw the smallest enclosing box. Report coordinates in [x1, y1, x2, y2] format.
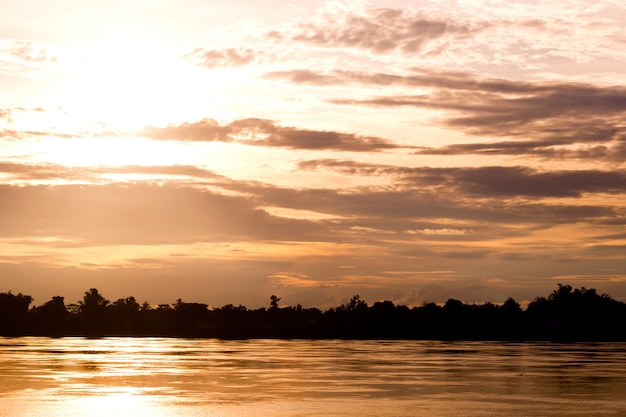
[2, 338, 626, 417]
[65, 391, 170, 417]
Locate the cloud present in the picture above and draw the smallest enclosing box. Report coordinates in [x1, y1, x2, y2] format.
[413, 139, 626, 162]
[424, 166, 626, 198]
[1, 129, 69, 140]
[3, 173, 624, 307]
[0, 39, 60, 77]
[140, 119, 230, 142]
[184, 1, 626, 75]
[6, 170, 619, 253]
[265, 67, 555, 92]
[0, 162, 222, 182]
[141, 118, 402, 151]
[256, 0, 626, 74]
[0, 130, 78, 141]
[298, 159, 626, 198]
[185, 47, 259, 68]
[0, 106, 47, 126]
[325, 71, 626, 132]
[406, 228, 474, 236]
[267, 68, 626, 160]
[223, 174, 623, 232]
[265, 69, 342, 85]
[0, 182, 333, 245]
[5, 40, 57, 63]
[267, 6, 484, 56]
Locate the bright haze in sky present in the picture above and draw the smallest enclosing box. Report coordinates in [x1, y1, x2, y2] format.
[1, 0, 626, 308]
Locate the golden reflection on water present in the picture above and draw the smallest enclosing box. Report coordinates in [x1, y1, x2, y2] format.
[1, 337, 626, 417]
[63, 391, 168, 417]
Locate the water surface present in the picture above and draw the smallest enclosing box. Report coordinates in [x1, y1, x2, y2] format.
[1, 338, 625, 416]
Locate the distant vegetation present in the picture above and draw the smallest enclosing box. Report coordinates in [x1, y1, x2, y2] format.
[1, 284, 625, 341]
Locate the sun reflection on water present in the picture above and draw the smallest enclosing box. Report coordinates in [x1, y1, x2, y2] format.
[2, 338, 626, 417]
[65, 390, 168, 417]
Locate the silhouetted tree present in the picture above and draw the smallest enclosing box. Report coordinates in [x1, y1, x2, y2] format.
[79, 288, 109, 314]
[412, 302, 442, 339]
[110, 296, 141, 334]
[501, 297, 522, 314]
[495, 297, 524, 339]
[524, 283, 626, 340]
[270, 295, 281, 310]
[142, 303, 176, 335]
[78, 288, 110, 334]
[343, 295, 368, 311]
[30, 296, 69, 335]
[0, 292, 33, 335]
[174, 299, 209, 336]
[1, 284, 624, 340]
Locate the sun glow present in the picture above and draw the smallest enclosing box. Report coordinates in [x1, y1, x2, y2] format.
[64, 391, 180, 417]
[30, 136, 190, 167]
[37, 32, 213, 131]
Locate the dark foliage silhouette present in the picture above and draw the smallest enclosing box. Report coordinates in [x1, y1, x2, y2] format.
[0, 292, 33, 335]
[1, 284, 625, 340]
[30, 296, 69, 335]
[77, 288, 110, 334]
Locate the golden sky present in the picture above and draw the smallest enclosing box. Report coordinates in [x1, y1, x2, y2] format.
[2, 0, 626, 308]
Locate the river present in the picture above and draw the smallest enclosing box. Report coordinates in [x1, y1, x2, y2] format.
[1, 337, 625, 416]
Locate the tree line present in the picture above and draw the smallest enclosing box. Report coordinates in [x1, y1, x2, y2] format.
[1, 284, 625, 340]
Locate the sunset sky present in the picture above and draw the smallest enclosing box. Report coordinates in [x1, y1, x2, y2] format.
[2, 0, 626, 308]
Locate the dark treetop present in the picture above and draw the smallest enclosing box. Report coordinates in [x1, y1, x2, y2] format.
[1, 284, 625, 341]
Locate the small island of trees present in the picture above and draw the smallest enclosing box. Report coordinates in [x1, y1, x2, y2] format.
[1, 284, 625, 341]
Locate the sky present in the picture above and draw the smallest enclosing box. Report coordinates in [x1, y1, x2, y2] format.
[1, 0, 626, 309]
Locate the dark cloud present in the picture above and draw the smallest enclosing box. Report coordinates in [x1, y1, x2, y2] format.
[435, 249, 493, 259]
[267, 68, 626, 160]
[185, 47, 258, 68]
[141, 118, 401, 151]
[590, 231, 626, 241]
[265, 67, 547, 92]
[417, 135, 626, 161]
[4, 172, 620, 252]
[434, 166, 626, 198]
[298, 159, 626, 198]
[268, 8, 483, 55]
[223, 175, 621, 230]
[586, 244, 626, 254]
[328, 76, 626, 139]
